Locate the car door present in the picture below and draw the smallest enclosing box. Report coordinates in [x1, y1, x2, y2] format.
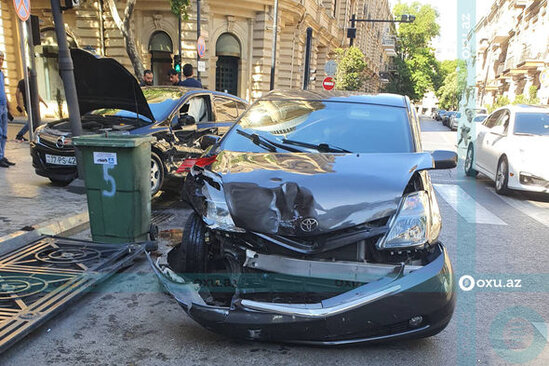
[483, 109, 510, 176]
[476, 110, 503, 172]
[212, 96, 243, 135]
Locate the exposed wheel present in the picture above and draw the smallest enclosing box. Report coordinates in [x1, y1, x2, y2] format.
[150, 152, 164, 196]
[464, 144, 478, 177]
[167, 213, 208, 274]
[49, 178, 73, 187]
[495, 156, 510, 195]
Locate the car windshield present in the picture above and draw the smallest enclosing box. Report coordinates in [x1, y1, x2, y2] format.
[222, 100, 414, 153]
[514, 112, 549, 136]
[474, 115, 487, 122]
[89, 89, 185, 122]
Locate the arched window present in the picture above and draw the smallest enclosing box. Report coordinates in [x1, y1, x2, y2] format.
[216, 33, 241, 96]
[148, 31, 173, 53]
[215, 33, 241, 57]
[149, 32, 173, 85]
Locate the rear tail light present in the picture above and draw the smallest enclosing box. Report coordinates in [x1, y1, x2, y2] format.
[176, 155, 217, 173]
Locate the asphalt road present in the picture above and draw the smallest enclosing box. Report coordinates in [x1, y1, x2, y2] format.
[0, 118, 547, 365]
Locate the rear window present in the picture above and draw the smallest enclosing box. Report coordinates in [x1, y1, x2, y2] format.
[514, 112, 549, 136]
[222, 100, 414, 153]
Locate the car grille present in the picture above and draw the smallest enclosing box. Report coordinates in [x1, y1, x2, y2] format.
[38, 133, 74, 151]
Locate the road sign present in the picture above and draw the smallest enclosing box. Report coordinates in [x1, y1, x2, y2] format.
[324, 60, 337, 76]
[197, 61, 206, 73]
[14, 0, 30, 21]
[322, 77, 335, 91]
[197, 36, 206, 58]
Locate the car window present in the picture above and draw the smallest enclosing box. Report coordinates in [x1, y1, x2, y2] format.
[179, 95, 211, 123]
[214, 97, 239, 121]
[223, 100, 414, 154]
[497, 110, 510, 133]
[483, 110, 503, 128]
[514, 112, 549, 135]
[236, 101, 248, 116]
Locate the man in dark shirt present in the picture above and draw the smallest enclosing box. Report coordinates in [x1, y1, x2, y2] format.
[180, 64, 203, 88]
[15, 78, 47, 141]
[139, 69, 153, 86]
[168, 68, 184, 86]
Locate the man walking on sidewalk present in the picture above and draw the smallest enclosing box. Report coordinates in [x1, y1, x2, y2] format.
[15, 71, 48, 142]
[0, 51, 15, 168]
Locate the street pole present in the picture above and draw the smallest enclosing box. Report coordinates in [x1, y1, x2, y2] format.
[196, 0, 201, 80]
[17, 20, 33, 141]
[269, 0, 279, 90]
[178, 12, 182, 79]
[303, 27, 312, 90]
[50, 0, 81, 137]
[350, 14, 356, 47]
[26, 19, 40, 135]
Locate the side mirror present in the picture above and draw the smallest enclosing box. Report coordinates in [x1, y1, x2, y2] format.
[432, 150, 457, 169]
[197, 134, 221, 150]
[491, 125, 505, 136]
[178, 114, 196, 128]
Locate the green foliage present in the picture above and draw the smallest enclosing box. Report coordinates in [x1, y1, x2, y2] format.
[435, 60, 467, 110]
[512, 94, 528, 105]
[528, 85, 540, 104]
[334, 47, 368, 91]
[169, 0, 190, 19]
[486, 95, 510, 113]
[385, 2, 441, 102]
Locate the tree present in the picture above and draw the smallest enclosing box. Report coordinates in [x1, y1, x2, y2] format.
[385, 2, 441, 102]
[436, 60, 467, 110]
[107, 0, 190, 83]
[334, 47, 368, 91]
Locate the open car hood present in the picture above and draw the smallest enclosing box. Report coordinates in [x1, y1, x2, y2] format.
[210, 151, 435, 236]
[71, 49, 155, 122]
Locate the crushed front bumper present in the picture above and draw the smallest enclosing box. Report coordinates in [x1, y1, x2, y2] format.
[148, 244, 455, 345]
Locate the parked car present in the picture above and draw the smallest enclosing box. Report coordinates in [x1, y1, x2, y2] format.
[31, 49, 248, 195]
[449, 112, 462, 130]
[473, 114, 488, 123]
[465, 105, 549, 194]
[149, 91, 457, 344]
[434, 109, 446, 121]
[442, 111, 456, 127]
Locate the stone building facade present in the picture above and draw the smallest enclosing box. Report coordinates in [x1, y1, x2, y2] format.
[471, 0, 549, 107]
[0, 0, 396, 117]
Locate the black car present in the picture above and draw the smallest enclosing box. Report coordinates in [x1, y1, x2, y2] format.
[149, 91, 457, 344]
[31, 49, 248, 195]
[442, 111, 457, 127]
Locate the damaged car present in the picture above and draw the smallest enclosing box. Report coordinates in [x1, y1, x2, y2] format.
[31, 49, 247, 195]
[149, 91, 457, 344]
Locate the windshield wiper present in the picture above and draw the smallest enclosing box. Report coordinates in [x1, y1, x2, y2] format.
[236, 129, 303, 153]
[281, 138, 351, 153]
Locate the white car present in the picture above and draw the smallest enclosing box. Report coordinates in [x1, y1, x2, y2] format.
[464, 105, 549, 194]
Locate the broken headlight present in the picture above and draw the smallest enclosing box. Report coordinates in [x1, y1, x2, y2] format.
[377, 191, 441, 250]
[201, 183, 245, 233]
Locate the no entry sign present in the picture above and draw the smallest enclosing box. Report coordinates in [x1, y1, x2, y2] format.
[14, 0, 30, 21]
[322, 77, 335, 91]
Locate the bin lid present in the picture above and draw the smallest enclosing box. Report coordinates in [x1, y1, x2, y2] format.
[73, 134, 155, 148]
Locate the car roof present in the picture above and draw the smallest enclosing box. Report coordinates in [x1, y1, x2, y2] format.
[141, 86, 248, 104]
[495, 104, 549, 113]
[261, 90, 408, 107]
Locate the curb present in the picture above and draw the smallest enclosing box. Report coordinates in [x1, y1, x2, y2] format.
[0, 211, 89, 256]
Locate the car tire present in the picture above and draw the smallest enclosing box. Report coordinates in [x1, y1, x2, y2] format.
[150, 152, 164, 196]
[49, 178, 73, 187]
[167, 213, 207, 274]
[495, 156, 510, 195]
[464, 145, 478, 177]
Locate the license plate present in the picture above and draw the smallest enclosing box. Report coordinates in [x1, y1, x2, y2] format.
[45, 154, 77, 166]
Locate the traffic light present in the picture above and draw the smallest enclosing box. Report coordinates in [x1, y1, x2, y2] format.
[173, 54, 181, 73]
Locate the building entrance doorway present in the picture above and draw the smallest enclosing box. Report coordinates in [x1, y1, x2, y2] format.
[215, 33, 241, 96]
[149, 31, 173, 85]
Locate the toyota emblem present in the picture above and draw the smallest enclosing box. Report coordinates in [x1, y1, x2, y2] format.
[300, 218, 319, 233]
[56, 136, 65, 149]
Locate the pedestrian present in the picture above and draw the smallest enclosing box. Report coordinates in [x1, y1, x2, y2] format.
[15, 72, 48, 142]
[180, 64, 203, 88]
[0, 51, 15, 168]
[168, 68, 184, 86]
[140, 69, 153, 86]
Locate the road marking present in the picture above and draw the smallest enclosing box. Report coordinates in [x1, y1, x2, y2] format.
[532, 322, 548, 342]
[487, 188, 549, 228]
[434, 184, 507, 225]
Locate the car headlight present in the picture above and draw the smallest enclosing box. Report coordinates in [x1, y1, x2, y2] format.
[201, 183, 245, 233]
[377, 191, 441, 250]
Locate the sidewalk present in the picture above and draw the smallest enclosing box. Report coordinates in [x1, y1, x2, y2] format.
[0, 122, 87, 237]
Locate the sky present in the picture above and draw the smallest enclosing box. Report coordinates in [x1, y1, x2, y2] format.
[389, 0, 494, 60]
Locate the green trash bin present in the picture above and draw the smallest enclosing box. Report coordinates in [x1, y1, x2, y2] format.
[73, 133, 155, 243]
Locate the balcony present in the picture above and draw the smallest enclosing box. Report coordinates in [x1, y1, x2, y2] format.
[516, 45, 546, 69]
[382, 36, 397, 57]
[513, 0, 529, 7]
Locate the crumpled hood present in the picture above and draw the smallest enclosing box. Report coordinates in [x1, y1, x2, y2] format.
[71, 49, 155, 122]
[210, 151, 435, 236]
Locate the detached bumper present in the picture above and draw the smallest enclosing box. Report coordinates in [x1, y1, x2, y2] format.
[148, 244, 455, 345]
